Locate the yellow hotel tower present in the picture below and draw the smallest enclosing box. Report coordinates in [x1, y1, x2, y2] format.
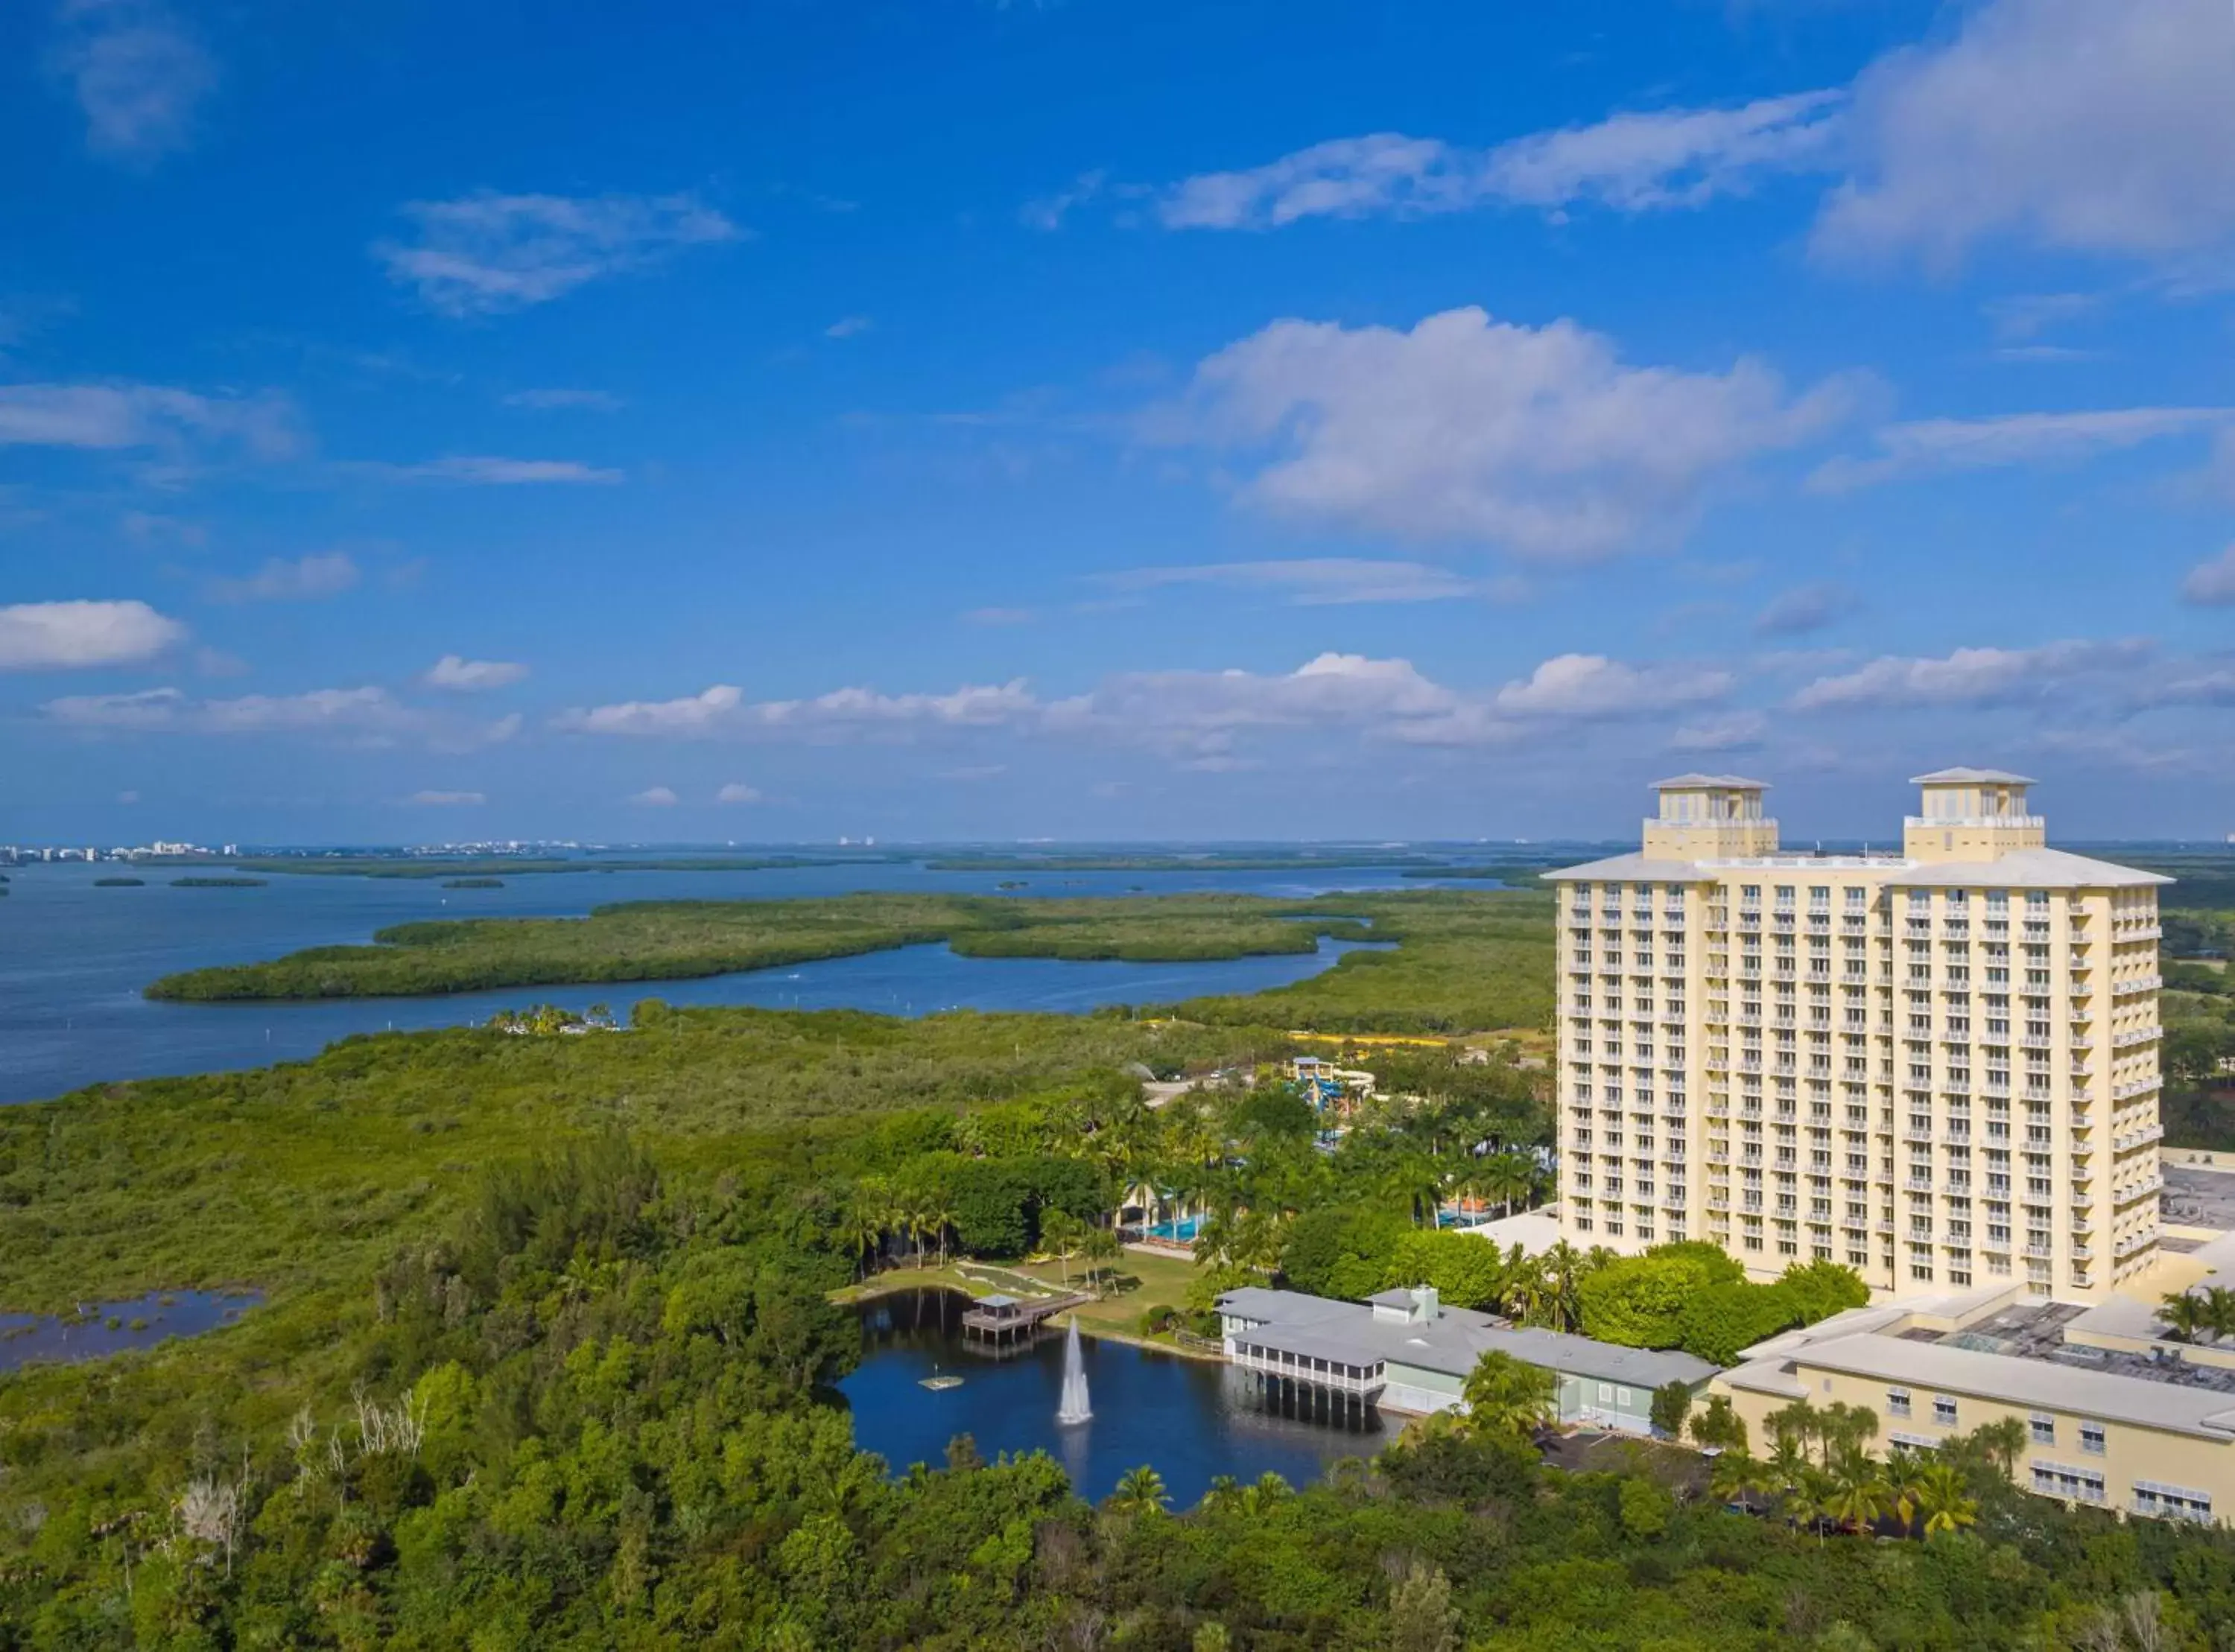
[1547, 770, 2167, 1302]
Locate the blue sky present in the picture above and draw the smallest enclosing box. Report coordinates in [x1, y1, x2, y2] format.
[4, 0, 2234, 845]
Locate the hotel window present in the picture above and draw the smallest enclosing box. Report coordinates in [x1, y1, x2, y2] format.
[2134, 1481, 2214, 1522]
[2034, 1461, 2108, 1505]
[1933, 1395, 1959, 1427]
[2080, 1420, 2106, 1456]
[2029, 1414, 2055, 1446]
[1886, 1388, 1912, 1418]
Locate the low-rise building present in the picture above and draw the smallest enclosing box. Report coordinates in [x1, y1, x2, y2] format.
[1716, 1275, 2235, 1524]
[1215, 1283, 1716, 1428]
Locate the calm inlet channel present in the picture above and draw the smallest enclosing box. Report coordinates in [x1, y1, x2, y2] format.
[839, 1289, 1386, 1507]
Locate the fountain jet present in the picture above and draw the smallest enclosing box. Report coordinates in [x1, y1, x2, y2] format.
[1056, 1316, 1092, 1425]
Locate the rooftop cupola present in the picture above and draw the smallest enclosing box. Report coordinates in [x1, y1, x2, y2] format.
[1903, 767, 2045, 862]
[1641, 773, 1780, 860]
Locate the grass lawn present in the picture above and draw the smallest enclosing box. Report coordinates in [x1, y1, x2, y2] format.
[833, 1245, 1207, 1340]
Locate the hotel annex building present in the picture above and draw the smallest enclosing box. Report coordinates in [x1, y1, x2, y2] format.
[1547, 770, 2166, 1303]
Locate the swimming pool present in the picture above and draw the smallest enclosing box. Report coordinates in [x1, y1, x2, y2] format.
[1146, 1215, 1205, 1242]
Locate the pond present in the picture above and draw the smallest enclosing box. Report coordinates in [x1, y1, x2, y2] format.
[837, 1289, 1387, 1507]
[0, 1289, 261, 1373]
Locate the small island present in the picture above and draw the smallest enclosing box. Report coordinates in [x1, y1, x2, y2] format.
[93, 876, 145, 887]
[443, 877, 506, 889]
[170, 876, 269, 889]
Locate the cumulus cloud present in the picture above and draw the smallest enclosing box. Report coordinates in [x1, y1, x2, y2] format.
[1158, 92, 1842, 230]
[1021, 169, 1109, 231]
[1815, 0, 2235, 270]
[630, 785, 679, 807]
[1160, 306, 1852, 559]
[1103, 558, 1521, 606]
[0, 382, 298, 457]
[1792, 639, 2152, 711]
[1809, 407, 2231, 492]
[557, 679, 1038, 741]
[424, 654, 529, 691]
[407, 790, 484, 807]
[0, 598, 186, 670]
[375, 191, 740, 317]
[1754, 581, 1861, 636]
[205, 550, 359, 603]
[51, 0, 215, 163]
[1490, 654, 1731, 718]
[824, 316, 874, 340]
[715, 782, 763, 804]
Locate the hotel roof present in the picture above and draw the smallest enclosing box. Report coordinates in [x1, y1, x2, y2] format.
[1911, 767, 2036, 785]
[1651, 773, 1770, 790]
[1890, 848, 2171, 889]
[1724, 1330, 2235, 1440]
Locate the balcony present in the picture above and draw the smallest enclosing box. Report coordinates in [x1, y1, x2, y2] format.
[1905, 813, 2045, 830]
[2114, 1078, 2161, 1102]
[2113, 1028, 2162, 1049]
[2113, 976, 2163, 997]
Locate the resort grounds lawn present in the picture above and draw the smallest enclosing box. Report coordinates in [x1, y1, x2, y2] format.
[836, 1245, 1206, 1343]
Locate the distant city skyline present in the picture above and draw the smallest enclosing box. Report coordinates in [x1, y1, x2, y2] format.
[5, 1, 2234, 842]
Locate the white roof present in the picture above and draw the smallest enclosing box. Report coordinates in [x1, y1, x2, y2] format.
[1541, 853, 1718, 884]
[1652, 773, 1769, 790]
[1891, 848, 2171, 890]
[1724, 1331, 2235, 1440]
[1912, 767, 2036, 785]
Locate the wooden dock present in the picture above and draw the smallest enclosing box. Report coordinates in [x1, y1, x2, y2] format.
[960, 1292, 1088, 1344]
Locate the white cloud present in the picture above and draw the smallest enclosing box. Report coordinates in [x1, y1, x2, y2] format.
[2181, 545, 2235, 607]
[0, 598, 186, 670]
[1161, 306, 1852, 559]
[1982, 292, 2101, 342]
[1490, 654, 1731, 718]
[1815, 0, 2235, 270]
[824, 316, 874, 340]
[44, 684, 420, 736]
[1103, 558, 1524, 606]
[1792, 639, 2152, 711]
[1021, 169, 1109, 231]
[0, 382, 297, 456]
[1809, 407, 2231, 491]
[630, 785, 679, 807]
[205, 550, 359, 603]
[51, 0, 215, 163]
[1670, 711, 1768, 753]
[407, 790, 484, 807]
[501, 387, 624, 412]
[1158, 93, 1842, 230]
[962, 607, 1036, 626]
[115, 789, 139, 804]
[715, 782, 763, 804]
[41, 684, 519, 749]
[376, 191, 740, 317]
[385, 456, 622, 486]
[555, 679, 1039, 740]
[1755, 581, 1861, 636]
[424, 654, 530, 691]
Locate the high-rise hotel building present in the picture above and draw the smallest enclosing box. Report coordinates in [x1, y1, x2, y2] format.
[1547, 770, 2167, 1303]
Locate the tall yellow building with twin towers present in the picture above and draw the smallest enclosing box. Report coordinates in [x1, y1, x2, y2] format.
[1547, 769, 2167, 1303]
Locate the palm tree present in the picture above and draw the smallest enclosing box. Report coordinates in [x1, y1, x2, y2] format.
[927, 1199, 959, 1268]
[1537, 1241, 1590, 1332]
[1708, 1451, 1769, 1513]
[1766, 1435, 1810, 1502]
[839, 1186, 887, 1280]
[1821, 1446, 1889, 1536]
[1040, 1209, 1082, 1286]
[2160, 1290, 2208, 1344]
[1460, 1350, 1557, 1440]
[1385, 1154, 1448, 1228]
[1884, 1452, 1927, 1537]
[1968, 1417, 2028, 1483]
[1109, 1464, 1169, 1517]
[1082, 1226, 1122, 1298]
[1910, 1461, 1978, 1537]
[2202, 1285, 2235, 1344]
[1198, 1475, 1243, 1514]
